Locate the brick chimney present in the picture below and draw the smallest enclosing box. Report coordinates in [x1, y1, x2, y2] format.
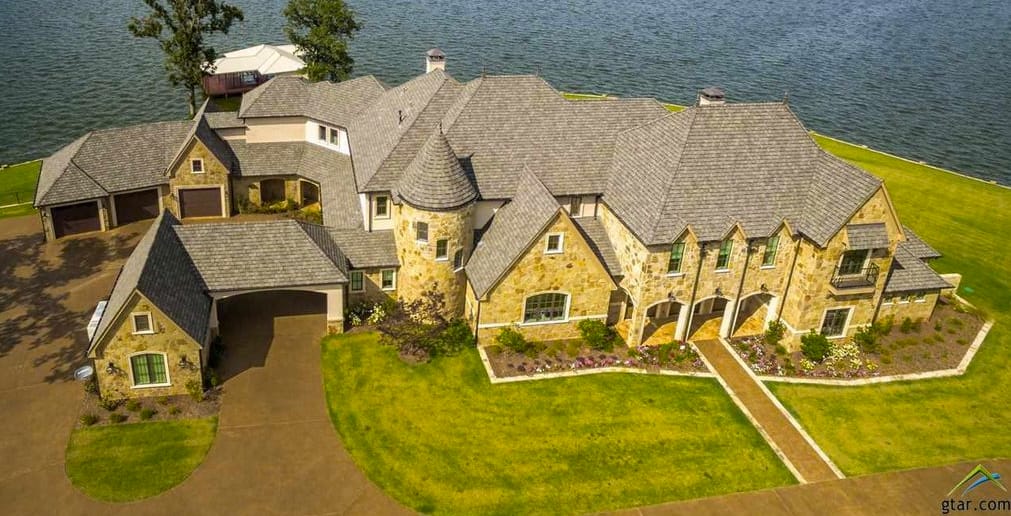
[426, 48, 446, 73]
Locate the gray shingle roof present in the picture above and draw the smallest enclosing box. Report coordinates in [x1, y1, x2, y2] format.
[846, 223, 890, 250]
[800, 153, 884, 246]
[174, 220, 348, 292]
[238, 75, 386, 127]
[900, 226, 942, 259]
[90, 212, 211, 352]
[328, 229, 399, 268]
[466, 169, 560, 298]
[204, 111, 245, 130]
[572, 217, 622, 277]
[395, 130, 477, 210]
[885, 243, 952, 293]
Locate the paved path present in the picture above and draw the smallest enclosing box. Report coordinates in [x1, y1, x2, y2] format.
[693, 339, 842, 484]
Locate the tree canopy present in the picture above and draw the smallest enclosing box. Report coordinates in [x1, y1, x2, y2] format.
[284, 0, 361, 82]
[129, 0, 244, 117]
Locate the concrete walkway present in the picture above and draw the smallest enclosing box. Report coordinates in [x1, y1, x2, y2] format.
[693, 339, 842, 484]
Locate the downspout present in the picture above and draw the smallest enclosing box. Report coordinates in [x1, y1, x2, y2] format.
[777, 236, 804, 320]
[473, 298, 482, 344]
[729, 240, 754, 335]
[871, 250, 891, 324]
[682, 242, 707, 342]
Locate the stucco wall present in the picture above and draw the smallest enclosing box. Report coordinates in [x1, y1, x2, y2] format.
[394, 202, 473, 318]
[244, 116, 306, 143]
[167, 138, 231, 217]
[92, 292, 204, 400]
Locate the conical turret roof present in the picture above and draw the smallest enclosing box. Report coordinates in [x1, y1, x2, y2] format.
[395, 129, 477, 210]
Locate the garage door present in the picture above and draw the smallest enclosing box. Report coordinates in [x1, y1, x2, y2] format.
[179, 188, 222, 218]
[114, 189, 160, 224]
[51, 201, 100, 238]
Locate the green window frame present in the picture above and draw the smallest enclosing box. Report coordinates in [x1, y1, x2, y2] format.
[350, 271, 364, 292]
[820, 308, 850, 337]
[762, 234, 780, 267]
[523, 293, 569, 323]
[130, 353, 168, 386]
[716, 239, 733, 270]
[668, 241, 686, 273]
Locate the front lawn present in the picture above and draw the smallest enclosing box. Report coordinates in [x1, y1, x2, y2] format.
[0, 160, 40, 218]
[322, 332, 794, 515]
[770, 135, 1011, 476]
[65, 417, 217, 502]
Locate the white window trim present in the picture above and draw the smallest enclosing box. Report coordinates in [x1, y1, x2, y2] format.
[544, 233, 564, 254]
[349, 271, 365, 293]
[819, 306, 853, 339]
[435, 239, 449, 261]
[127, 351, 172, 389]
[914, 293, 927, 303]
[373, 195, 390, 220]
[380, 268, 397, 291]
[131, 311, 155, 335]
[666, 272, 685, 278]
[453, 249, 465, 272]
[317, 125, 327, 142]
[520, 291, 571, 326]
[190, 158, 204, 174]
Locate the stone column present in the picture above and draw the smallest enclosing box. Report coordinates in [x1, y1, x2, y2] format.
[719, 298, 737, 338]
[674, 303, 691, 341]
[764, 296, 780, 327]
[322, 288, 344, 334]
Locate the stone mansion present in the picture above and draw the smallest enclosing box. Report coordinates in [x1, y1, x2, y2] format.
[33, 51, 950, 399]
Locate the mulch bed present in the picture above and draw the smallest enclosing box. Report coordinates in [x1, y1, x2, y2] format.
[484, 339, 707, 378]
[730, 299, 985, 379]
[75, 387, 221, 428]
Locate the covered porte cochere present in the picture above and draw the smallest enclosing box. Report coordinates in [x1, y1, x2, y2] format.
[616, 291, 780, 345]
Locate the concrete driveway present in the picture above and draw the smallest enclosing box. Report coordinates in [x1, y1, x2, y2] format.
[0, 216, 406, 515]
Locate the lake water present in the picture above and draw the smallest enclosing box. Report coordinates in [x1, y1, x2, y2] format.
[1, 0, 1008, 184]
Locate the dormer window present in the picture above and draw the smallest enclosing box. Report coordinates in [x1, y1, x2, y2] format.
[318, 126, 327, 142]
[716, 239, 733, 270]
[374, 195, 389, 219]
[762, 234, 780, 267]
[569, 197, 582, 217]
[329, 127, 339, 146]
[190, 159, 204, 174]
[668, 240, 686, 274]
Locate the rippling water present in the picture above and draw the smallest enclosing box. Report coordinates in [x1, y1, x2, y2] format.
[1, 0, 1008, 183]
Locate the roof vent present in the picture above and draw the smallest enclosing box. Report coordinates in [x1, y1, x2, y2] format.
[426, 48, 446, 73]
[698, 86, 726, 106]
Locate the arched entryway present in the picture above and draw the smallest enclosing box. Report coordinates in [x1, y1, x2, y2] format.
[688, 296, 730, 341]
[641, 299, 686, 345]
[732, 292, 778, 337]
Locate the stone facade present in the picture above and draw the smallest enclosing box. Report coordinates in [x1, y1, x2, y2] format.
[167, 138, 231, 217]
[231, 175, 303, 209]
[394, 202, 473, 317]
[878, 292, 940, 322]
[347, 267, 398, 306]
[91, 292, 204, 400]
[469, 213, 615, 343]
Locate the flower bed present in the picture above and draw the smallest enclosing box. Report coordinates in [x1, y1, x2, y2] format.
[484, 339, 707, 378]
[731, 300, 985, 379]
[76, 386, 220, 428]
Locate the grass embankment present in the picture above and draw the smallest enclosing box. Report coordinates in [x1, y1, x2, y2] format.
[65, 417, 217, 502]
[322, 332, 794, 515]
[0, 160, 40, 219]
[769, 135, 1011, 476]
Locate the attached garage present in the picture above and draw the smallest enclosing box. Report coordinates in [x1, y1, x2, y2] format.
[51, 201, 101, 238]
[179, 187, 223, 218]
[113, 188, 161, 225]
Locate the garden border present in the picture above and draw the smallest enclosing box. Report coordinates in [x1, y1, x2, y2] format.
[476, 345, 715, 384]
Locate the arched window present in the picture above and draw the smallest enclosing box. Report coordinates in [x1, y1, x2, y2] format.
[523, 293, 569, 323]
[130, 353, 169, 386]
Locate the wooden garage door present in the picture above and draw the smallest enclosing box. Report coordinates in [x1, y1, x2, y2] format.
[51, 201, 100, 238]
[114, 189, 160, 224]
[179, 188, 222, 218]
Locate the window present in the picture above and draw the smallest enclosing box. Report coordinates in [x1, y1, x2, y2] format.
[381, 269, 396, 290]
[190, 159, 204, 174]
[435, 239, 449, 260]
[668, 240, 686, 274]
[762, 234, 780, 267]
[820, 308, 851, 337]
[318, 125, 327, 142]
[838, 249, 869, 275]
[716, 239, 733, 270]
[131, 312, 154, 334]
[329, 127, 340, 146]
[570, 196, 582, 217]
[416, 221, 429, 243]
[545, 233, 563, 254]
[350, 271, 364, 292]
[523, 293, 569, 323]
[453, 249, 463, 270]
[130, 353, 168, 386]
[374, 195, 389, 218]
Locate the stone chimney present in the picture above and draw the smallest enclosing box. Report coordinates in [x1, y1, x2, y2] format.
[698, 86, 726, 106]
[426, 48, 446, 73]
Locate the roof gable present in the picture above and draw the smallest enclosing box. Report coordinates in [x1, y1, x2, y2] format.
[239, 75, 387, 127]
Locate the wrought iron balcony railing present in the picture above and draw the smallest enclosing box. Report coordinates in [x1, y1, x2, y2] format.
[830, 263, 879, 290]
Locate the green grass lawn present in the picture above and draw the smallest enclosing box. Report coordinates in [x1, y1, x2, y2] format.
[0, 160, 40, 218]
[65, 417, 217, 502]
[768, 135, 1011, 476]
[322, 332, 794, 515]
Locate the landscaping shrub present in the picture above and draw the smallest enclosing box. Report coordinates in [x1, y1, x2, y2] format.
[377, 285, 467, 361]
[800, 331, 831, 362]
[125, 399, 141, 412]
[80, 413, 99, 426]
[774, 344, 788, 356]
[346, 300, 392, 327]
[853, 325, 881, 354]
[157, 396, 171, 406]
[900, 317, 921, 333]
[83, 376, 99, 396]
[431, 318, 476, 357]
[139, 408, 157, 421]
[576, 319, 619, 351]
[186, 379, 205, 402]
[934, 320, 943, 332]
[873, 315, 894, 336]
[99, 398, 120, 412]
[168, 406, 182, 416]
[496, 326, 532, 355]
[109, 413, 128, 424]
[765, 320, 787, 347]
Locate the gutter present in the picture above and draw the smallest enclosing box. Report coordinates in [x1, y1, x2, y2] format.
[473, 298, 482, 344]
[777, 236, 804, 320]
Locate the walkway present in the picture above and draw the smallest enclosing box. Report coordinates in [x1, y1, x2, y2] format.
[693, 339, 842, 484]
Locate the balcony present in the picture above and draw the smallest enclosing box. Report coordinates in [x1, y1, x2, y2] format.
[829, 263, 879, 295]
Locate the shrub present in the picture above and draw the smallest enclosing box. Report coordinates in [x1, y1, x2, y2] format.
[576, 319, 619, 352]
[79, 413, 99, 426]
[496, 327, 532, 355]
[205, 368, 221, 388]
[157, 396, 171, 406]
[186, 379, 205, 402]
[765, 320, 787, 347]
[431, 318, 476, 357]
[774, 344, 788, 356]
[83, 376, 99, 396]
[934, 320, 943, 332]
[873, 316, 894, 336]
[900, 317, 918, 333]
[800, 331, 831, 363]
[125, 399, 142, 412]
[99, 398, 121, 412]
[852, 325, 880, 354]
[139, 408, 157, 421]
[377, 285, 455, 361]
[109, 413, 128, 424]
[168, 406, 182, 416]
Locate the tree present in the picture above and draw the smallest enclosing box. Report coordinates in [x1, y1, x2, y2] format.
[129, 0, 244, 117]
[376, 284, 474, 362]
[283, 0, 361, 82]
